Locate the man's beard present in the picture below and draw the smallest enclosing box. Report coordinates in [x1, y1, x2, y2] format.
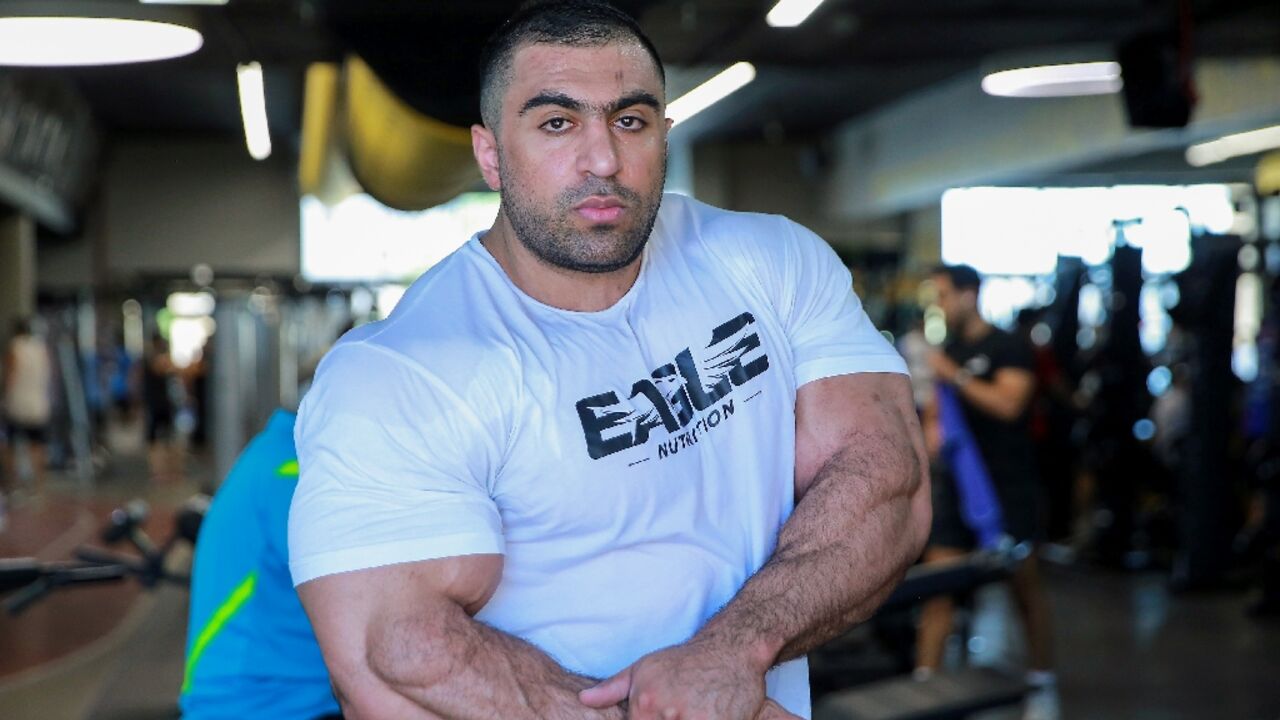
[499, 156, 666, 275]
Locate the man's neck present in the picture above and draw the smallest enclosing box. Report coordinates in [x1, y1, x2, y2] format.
[960, 314, 992, 344]
[480, 211, 642, 313]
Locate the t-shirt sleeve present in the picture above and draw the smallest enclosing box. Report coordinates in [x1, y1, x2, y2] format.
[288, 342, 505, 587]
[776, 219, 908, 387]
[996, 333, 1035, 374]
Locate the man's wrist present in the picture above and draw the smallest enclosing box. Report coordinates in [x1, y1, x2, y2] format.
[694, 620, 782, 677]
[952, 368, 973, 388]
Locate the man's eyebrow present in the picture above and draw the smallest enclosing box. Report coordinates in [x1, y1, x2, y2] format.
[519, 92, 582, 116]
[517, 90, 662, 117]
[607, 91, 661, 115]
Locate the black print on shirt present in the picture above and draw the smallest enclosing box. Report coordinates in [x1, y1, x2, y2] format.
[575, 311, 770, 460]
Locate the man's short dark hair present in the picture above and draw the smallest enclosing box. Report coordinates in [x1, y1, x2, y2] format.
[478, 0, 665, 131]
[932, 264, 982, 293]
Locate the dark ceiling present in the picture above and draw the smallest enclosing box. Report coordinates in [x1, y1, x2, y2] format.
[26, 0, 1280, 151]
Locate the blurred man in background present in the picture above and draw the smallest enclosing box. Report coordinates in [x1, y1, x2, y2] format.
[143, 332, 179, 482]
[918, 264, 1058, 720]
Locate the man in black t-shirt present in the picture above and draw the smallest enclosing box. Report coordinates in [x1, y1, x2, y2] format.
[916, 265, 1058, 720]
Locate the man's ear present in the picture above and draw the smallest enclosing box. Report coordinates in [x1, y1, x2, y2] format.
[472, 124, 501, 191]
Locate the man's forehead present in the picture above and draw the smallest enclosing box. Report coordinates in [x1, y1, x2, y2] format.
[506, 41, 663, 96]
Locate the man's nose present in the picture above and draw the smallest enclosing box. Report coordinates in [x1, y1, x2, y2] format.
[578, 119, 621, 178]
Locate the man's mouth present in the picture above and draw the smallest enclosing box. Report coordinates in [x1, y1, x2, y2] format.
[574, 196, 626, 224]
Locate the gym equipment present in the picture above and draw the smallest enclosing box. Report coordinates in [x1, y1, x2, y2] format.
[815, 666, 1029, 720]
[0, 495, 207, 614]
[875, 542, 1028, 616]
[812, 543, 1033, 720]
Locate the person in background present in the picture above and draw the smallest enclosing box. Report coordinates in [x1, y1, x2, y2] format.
[187, 333, 213, 451]
[181, 342, 346, 720]
[918, 264, 1058, 720]
[143, 332, 179, 482]
[3, 317, 54, 500]
[108, 330, 136, 422]
[897, 308, 934, 411]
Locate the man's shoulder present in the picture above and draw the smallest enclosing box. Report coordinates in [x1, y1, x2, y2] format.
[321, 317, 516, 393]
[345, 245, 516, 362]
[312, 284, 519, 416]
[977, 327, 1033, 368]
[657, 193, 803, 277]
[660, 193, 793, 242]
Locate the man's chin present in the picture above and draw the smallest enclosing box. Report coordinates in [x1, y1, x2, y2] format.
[568, 239, 647, 274]
[569, 247, 644, 274]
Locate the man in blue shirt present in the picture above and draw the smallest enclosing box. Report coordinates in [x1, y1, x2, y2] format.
[181, 409, 340, 719]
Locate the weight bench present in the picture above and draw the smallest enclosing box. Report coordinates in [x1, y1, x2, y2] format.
[811, 544, 1033, 720]
[814, 666, 1029, 720]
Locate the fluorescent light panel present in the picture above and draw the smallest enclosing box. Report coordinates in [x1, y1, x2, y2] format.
[668, 62, 756, 127]
[766, 0, 827, 28]
[982, 61, 1123, 98]
[0, 17, 202, 66]
[237, 61, 272, 161]
[1187, 125, 1280, 167]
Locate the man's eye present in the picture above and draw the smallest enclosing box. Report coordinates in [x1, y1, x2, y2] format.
[542, 118, 569, 132]
[616, 116, 646, 130]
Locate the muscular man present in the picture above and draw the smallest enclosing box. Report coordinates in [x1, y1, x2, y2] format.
[289, 3, 930, 719]
[920, 264, 1057, 720]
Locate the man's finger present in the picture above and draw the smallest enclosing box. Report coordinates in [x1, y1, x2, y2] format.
[755, 699, 802, 719]
[579, 667, 633, 708]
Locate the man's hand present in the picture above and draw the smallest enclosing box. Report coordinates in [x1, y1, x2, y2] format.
[755, 699, 804, 719]
[579, 638, 797, 720]
[927, 350, 961, 384]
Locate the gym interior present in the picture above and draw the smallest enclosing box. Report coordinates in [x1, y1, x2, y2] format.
[2, 2, 1280, 719]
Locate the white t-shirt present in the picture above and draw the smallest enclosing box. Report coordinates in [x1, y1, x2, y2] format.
[289, 193, 908, 717]
[4, 335, 52, 426]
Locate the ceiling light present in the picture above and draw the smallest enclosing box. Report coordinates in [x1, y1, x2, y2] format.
[766, 0, 827, 28]
[237, 62, 272, 161]
[1186, 125, 1280, 167]
[668, 62, 756, 127]
[981, 61, 1123, 98]
[0, 1, 202, 66]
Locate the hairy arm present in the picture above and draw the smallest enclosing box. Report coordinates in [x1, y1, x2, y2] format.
[581, 372, 931, 718]
[953, 367, 1035, 422]
[299, 555, 624, 720]
[700, 371, 931, 664]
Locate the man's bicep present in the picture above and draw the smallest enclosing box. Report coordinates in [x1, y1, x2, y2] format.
[298, 555, 503, 714]
[993, 367, 1035, 413]
[794, 372, 927, 505]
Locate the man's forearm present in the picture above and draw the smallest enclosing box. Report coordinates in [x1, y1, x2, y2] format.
[694, 425, 929, 671]
[358, 600, 622, 720]
[955, 377, 1024, 421]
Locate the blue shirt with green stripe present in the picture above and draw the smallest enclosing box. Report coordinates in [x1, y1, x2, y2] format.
[181, 410, 339, 719]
